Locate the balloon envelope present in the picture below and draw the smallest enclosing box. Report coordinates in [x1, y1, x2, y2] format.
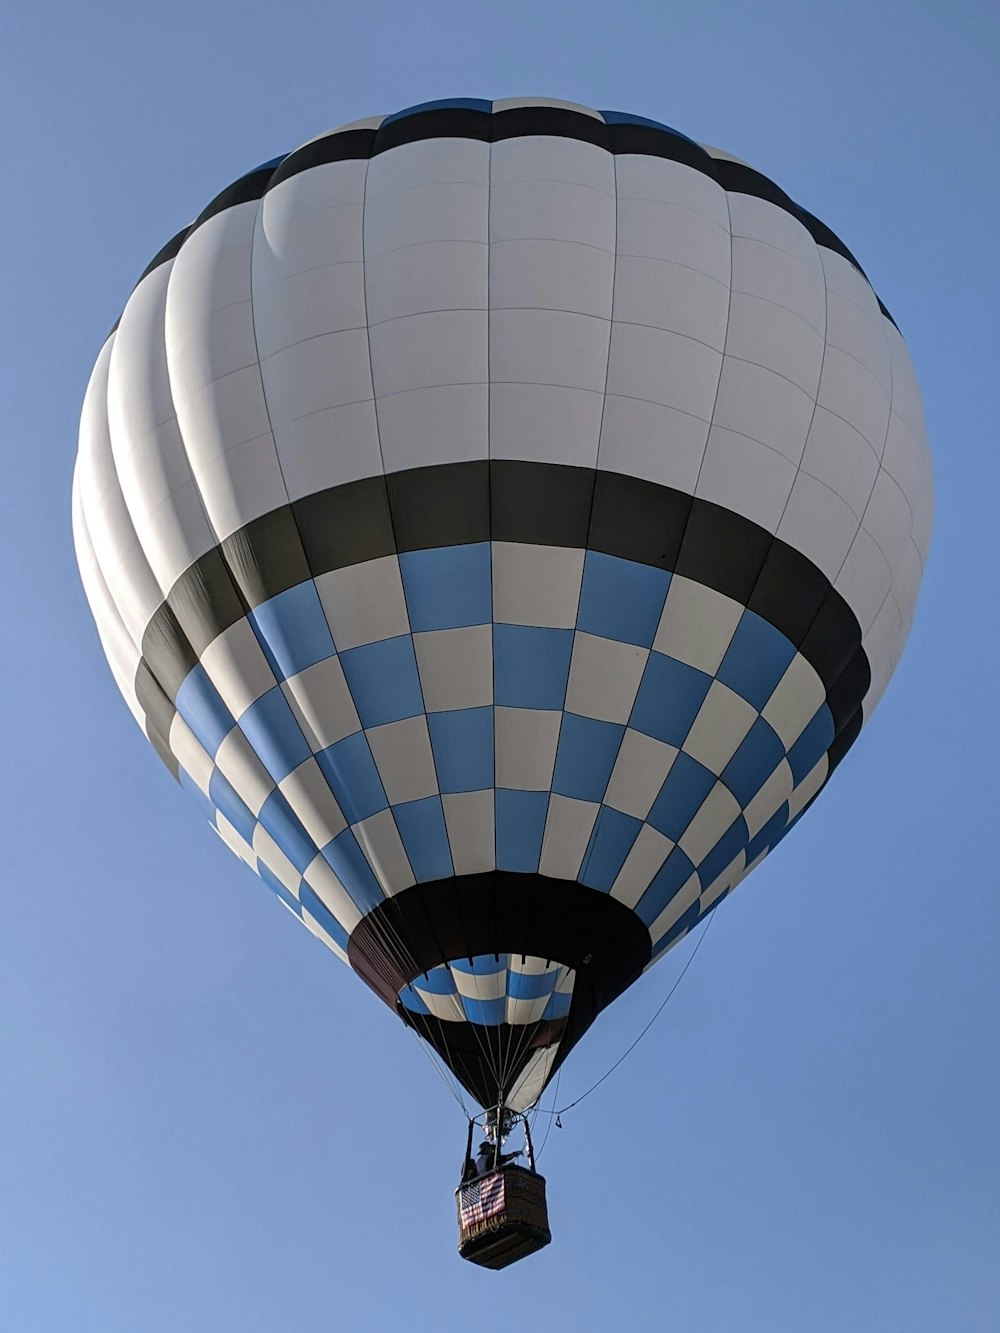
[73, 98, 932, 1111]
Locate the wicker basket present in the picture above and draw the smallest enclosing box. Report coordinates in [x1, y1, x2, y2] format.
[455, 1165, 551, 1270]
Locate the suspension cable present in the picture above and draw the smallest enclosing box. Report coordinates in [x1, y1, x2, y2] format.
[534, 911, 717, 1120]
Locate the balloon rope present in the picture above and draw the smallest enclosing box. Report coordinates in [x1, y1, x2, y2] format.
[405, 1026, 471, 1117]
[536, 910, 717, 1120]
[533, 1068, 562, 1160]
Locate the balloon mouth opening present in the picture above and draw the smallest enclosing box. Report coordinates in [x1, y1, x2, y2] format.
[347, 870, 651, 1108]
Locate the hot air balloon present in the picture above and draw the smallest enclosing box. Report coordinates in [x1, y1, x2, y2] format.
[73, 97, 932, 1268]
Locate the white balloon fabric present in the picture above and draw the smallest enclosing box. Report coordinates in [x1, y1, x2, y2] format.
[73, 98, 932, 1111]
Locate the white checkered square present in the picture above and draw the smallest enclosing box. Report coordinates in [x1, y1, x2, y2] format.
[762, 653, 826, 748]
[214, 728, 276, 816]
[742, 758, 794, 838]
[605, 729, 679, 820]
[200, 616, 279, 716]
[366, 715, 439, 805]
[316, 555, 410, 650]
[611, 823, 674, 909]
[647, 870, 701, 945]
[281, 654, 361, 752]
[413, 624, 493, 711]
[539, 793, 599, 880]
[495, 707, 561, 790]
[565, 631, 648, 723]
[678, 781, 742, 865]
[492, 541, 585, 627]
[442, 790, 494, 875]
[353, 808, 415, 895]
[653, 574, 744, 674]
[278, 757, 347, 846]
[682, 680, 757, 774]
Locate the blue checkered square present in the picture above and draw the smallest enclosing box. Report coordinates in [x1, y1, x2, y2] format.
[239, 686, 311, 782]
[250, 581, 336, 682]
[722, 717, 786, 807]
[316, 732, 387, 825]
[630, 651, 713, 747]
[697, 815, 748, 889]
[647, 752, 716, 841]
[508, 969, 557, 1001]
[180, 769, 216, 822]
[650, 899, 702, 959]
[462, 996, 506, 1025]
[399, 542, 492, 631]
[716, 609, 797, 710]
[576, 552, 670, 647]
[787, 704, 835, 784]
[320, 828, 385, 913]
[542, 990, 572, 1020]
[176, 666, 235, 758]
[427, 707, 493, 793]
[299, 883, 349, 949]
[208, 768, 256, 844]
[745, 802, 789, 865]
[258, 789, 316, 874]
[494, 624, 574, 709]
[339, 635, 423, 728]
[392, 796, 454, 883]
[552, 714, 625, 803]
[258, 862, 302, 917]
[495, 788, 548, 872]
[579, 807, 643, 891]
[634, 845, 696, 928]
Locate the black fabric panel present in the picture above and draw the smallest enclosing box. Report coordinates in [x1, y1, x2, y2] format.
[712, 159, 799, 216]
[165, 547, 247, 658]
[222, 506, 311, 607]
[349, 871, 651, 1005]
[828, 705, 863, 773]
[493, 106, 611, 148]
[877, 297, 898, 330]
[606, 122, 717, 177]
[799, 590, 864, 690]
[397, 1011, 568, 1110]
[749, 540, 831, 648]
[190, 165, 279, 233]
[293, 474, 395, 575]
[349, 871, 651, 1108]
[674, 497, 773, 605]
[373, 108, 492, 154]
[388, 461, 491, 551]
[140, 604, 199, 701]
[589, 470, 692, 571]
[490, 460, 594, 549]
[795, 206, 868, 280]
[826, 646, 872, 736]
[266, 129, 377, 189]
[110, 226, 192, 337]
[148, 721, 180, 781]
[134, 659, 180, 747]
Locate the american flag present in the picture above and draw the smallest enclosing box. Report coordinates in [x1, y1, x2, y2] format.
[459, 1171, 506, 1226]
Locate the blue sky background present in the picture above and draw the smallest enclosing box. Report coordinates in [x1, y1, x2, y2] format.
[2, 3, 997, 1329]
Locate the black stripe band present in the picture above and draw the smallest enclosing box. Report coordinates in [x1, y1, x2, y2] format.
[136, 460, 870, 761]
[124, 105, 884, 312]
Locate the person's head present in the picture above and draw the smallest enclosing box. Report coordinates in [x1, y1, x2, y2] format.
[478, 1141, 492, 1155]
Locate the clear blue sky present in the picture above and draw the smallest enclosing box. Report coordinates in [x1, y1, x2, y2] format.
[3, 3, 997, 1329]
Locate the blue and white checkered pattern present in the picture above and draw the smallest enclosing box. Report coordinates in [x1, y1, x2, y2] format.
[166, 541, 833, 971]
[400, 954, 574, 1026]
